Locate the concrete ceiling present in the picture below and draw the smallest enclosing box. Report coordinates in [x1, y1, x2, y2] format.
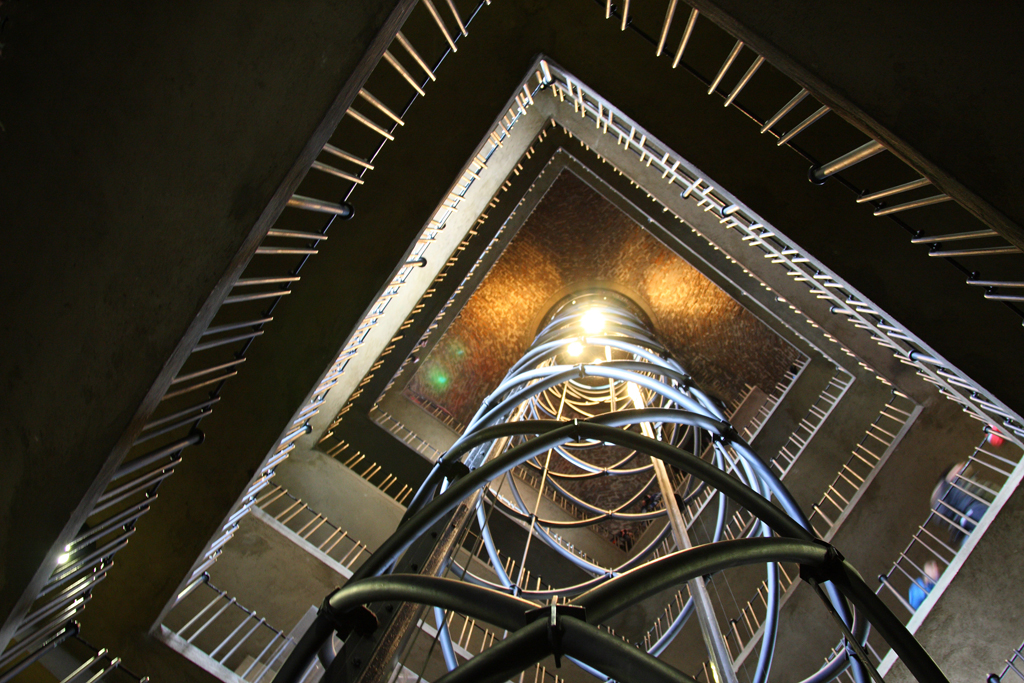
[402, 170, 801, 425]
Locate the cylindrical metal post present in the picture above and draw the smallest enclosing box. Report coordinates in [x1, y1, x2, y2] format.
[809, 140, 885, 184]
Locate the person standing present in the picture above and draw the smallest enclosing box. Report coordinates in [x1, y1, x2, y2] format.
[931, 461, 994, 547]
[908, 560, 941, 610]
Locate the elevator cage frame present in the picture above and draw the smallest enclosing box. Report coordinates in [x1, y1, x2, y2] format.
[271, 291, 947, 683]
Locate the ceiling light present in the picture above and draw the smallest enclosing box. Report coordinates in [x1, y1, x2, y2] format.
[626, 382, 644, 409]
[567, 341, 583, 356]
[57, 552, 71, 565]
[581, 309, 605, 334]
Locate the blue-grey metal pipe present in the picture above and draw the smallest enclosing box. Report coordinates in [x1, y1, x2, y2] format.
[279, 295, 946, 683]
[434, 606, 459, 671]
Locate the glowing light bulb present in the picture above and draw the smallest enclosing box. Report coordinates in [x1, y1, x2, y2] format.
[567, 341, 583, 357]
[57, 553, 71, 565]
[626, 383, 656, 438]
[626, 382, 644, 409]
[581, 309, 605, 334]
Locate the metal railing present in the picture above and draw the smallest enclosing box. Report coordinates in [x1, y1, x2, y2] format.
[989, 638, 1024, 682]
[371, 205, 522, 418]
[324, 2, 541, 435]
[318, 439, 416, 506]
[163, 9, 1019, 679]
[259, 16, 1023, 681]
[728, 383, 757, 421]
[769, 368, 855, 477]
[367, 406, 444, 462]
[871, 432, 1024, 662]
[0, 430, 200, 676]
[392, 605, 566, 683]
[810, 390, 919, 535]
[545, 531, 602, 568]
[254, 484, 372, 574]
[694, 388, 916, 670]
[188, 429, 296, 583]
[13, 0, 507, 659]
[0, 622, 148, 683]
[405, 390, 467, 434]
[713, 366, 858, 547]
[162, 575, 296, 682]
[534, 59, 1023, 453]
[596, 1, 1024, 322]
[738, 354, 810, 441]
[278, 0, 501, 408]
[182, 0, 510, 588]
[384, 526, 569, 683]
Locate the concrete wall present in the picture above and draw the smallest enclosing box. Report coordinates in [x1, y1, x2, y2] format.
[6, 1, 1022, 680]
[765, 399, 984, 680]
[159, 513, 345, 680]
[750, 357, 835, 464]
[886, 450, 1024, 681]
[0, 0, 410, 653]
[273, 448, 407, 553]
[684, 0, 1024, 250]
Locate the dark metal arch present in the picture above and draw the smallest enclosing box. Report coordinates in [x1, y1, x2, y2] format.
[274, 539, 946, 683]
[273, 293, 949, 683]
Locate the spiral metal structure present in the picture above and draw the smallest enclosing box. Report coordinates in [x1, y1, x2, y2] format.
[272, 291, 947, 683]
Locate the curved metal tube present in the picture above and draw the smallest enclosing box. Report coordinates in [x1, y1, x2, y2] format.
[561, 616, 698, 683]
[474, 500, 514, 589]
[648, 594, 695, 657]
[577, 538, 825, 622]
[370, 420, 814, 586]
[274, 538, 946, 683]
[432, 619, 550, 683]
[434, 605, 459, 672]
[274, 294, 950, 683]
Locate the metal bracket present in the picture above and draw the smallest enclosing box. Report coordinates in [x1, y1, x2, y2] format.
[320, 590, 378, 638]
[570, 418, 583, 442]
[524, 604, 587, 668]
[437, 459, 470, 481]
[799, 540, 845, 585]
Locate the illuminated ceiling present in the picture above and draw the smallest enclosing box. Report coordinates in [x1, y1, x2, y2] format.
[402, 170, 800, 426]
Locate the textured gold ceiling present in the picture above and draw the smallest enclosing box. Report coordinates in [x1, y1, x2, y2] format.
[404, 170, 800, 426]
